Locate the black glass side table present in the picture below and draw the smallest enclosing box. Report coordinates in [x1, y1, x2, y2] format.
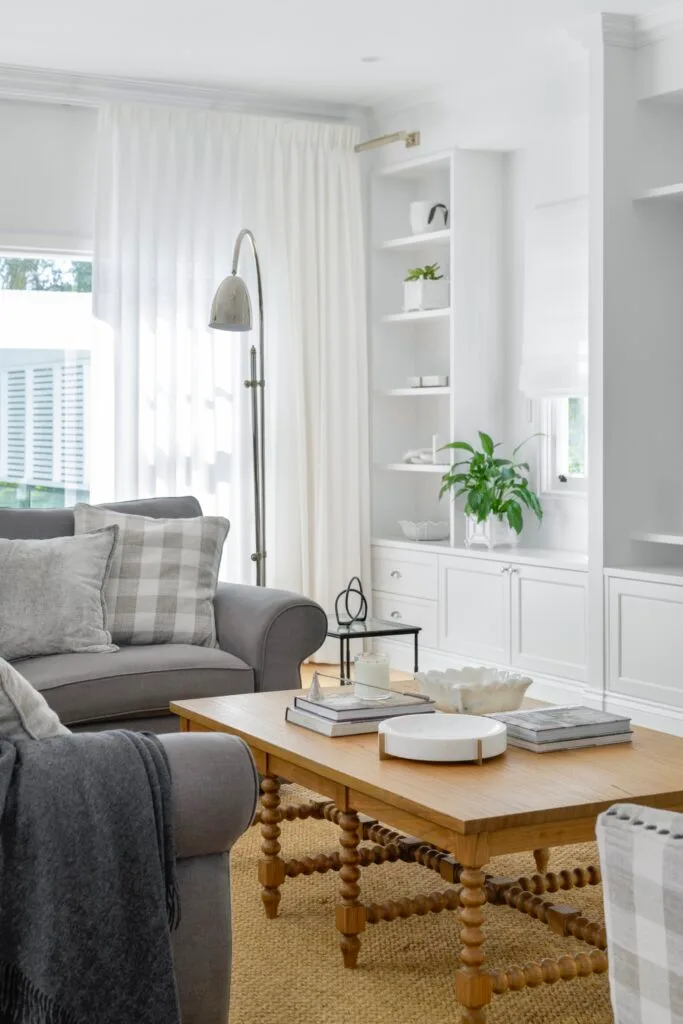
[326, 615, 421, 682]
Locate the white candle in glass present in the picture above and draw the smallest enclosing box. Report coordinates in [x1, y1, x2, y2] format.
[354, 653, 391, 694]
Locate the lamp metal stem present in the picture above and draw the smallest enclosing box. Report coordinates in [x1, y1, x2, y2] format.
[234, 228, 267, 586]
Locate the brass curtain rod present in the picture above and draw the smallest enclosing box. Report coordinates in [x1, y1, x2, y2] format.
[354, 130, 420, 154]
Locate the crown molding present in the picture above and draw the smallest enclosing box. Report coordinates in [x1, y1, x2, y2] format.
[0, 63, 367, 123]
[601, 13, 638, 48]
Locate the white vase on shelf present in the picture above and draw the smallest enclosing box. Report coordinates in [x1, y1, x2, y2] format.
[465, 515, 519, 550]
[403, 278, 449, 312]
[409, 200, 449, 234]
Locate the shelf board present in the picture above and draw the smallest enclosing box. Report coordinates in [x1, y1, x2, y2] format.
[636, 184, 683, 201]
[382, 308, 450, 324]
[632, 530, 683, 545]
[376, 151, 452, 179]
[382, 386, 451, 396]
[378, 462, 447, 473]
[379, 229, 450, 250]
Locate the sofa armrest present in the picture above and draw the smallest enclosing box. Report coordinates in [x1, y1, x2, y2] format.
[160, 732, 259, 860]
[213, 582, 327, 693]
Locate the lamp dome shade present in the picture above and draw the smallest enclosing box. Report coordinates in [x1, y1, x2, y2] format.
[208, 273, 252, 331]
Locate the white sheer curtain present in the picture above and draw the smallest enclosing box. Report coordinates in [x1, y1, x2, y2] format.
[93, 103, 370, 603]
[519, 196, 588, 397]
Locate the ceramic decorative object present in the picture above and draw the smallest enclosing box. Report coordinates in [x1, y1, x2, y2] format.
[409, 200, 449, 235]
[403, 278, 450, 312]
[465, 514, 519, 549]
[378, 713, 507, 762]
[401, 448, 434, 465]
[414, 666, 532, 714]
[399, 520, 450, 542]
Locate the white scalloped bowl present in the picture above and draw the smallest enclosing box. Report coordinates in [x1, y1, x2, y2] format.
[414, 666, 532, 714]
[379, 714, 507, 762]
[399, 520, 450, 542]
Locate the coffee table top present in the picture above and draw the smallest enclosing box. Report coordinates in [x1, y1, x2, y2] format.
[326, 615, 421, 638]
[171, 689, 683, 839]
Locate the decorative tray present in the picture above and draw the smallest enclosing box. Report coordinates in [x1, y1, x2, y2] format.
[378, 713, 507, 763]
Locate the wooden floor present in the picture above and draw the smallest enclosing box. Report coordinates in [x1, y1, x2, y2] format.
[301, 663, 412, 687]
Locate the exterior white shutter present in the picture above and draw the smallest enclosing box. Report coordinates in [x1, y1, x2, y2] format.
[6, 369, 27, 481]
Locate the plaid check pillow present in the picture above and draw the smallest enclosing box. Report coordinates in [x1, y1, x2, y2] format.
[598, 802, 683, 1024]
[74, 504, 229, 647]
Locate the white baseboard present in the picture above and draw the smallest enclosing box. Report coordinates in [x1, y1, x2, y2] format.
[373, 638, 683, 736]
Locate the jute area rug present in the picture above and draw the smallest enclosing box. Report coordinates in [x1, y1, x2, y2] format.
[229, 784, 613, 1024]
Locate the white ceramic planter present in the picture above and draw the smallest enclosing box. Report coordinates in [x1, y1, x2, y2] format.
[403, 278, 449, 312]
[465, 514, 519, 549]
[409, 200, 449, 235]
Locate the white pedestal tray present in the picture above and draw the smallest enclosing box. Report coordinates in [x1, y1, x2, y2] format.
[378, 713, 507, 764]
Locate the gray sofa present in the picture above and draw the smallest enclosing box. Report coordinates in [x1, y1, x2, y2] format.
[0, 495, 327, 732]
[157, 730, 257, 1022]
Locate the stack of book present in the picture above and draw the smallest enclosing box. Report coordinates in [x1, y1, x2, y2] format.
[286, 682, 435, 737]
[487, 705, 633, 753]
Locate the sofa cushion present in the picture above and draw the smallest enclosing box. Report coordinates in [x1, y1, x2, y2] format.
[0, 527, 119, 660]
[13, 645, 254, 727]
[0, 495, 202, 541]
[74, 504, 229, 648]
[0, 657, 70, 740]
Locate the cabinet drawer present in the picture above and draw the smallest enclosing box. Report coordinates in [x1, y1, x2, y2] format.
[371, 546, 437, 600]
[372, 591, 438, 649]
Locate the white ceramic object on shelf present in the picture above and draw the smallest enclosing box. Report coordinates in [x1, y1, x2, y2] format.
[399, 520, 450, 542]
[409, 200, 449, 235]
[465, 514, 519, 549]
[403, 278, 450, 312]
[379, 713, 506, 762]
[415, 666, 532, 714]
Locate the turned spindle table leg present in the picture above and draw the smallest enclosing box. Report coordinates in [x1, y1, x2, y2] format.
[258, 775, 285, 919]
[456, 864, 493, 1024]
[335, 809, 366, 968]
[533, 847, 550, 874]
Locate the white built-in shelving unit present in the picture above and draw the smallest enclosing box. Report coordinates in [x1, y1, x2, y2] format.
[369, 148, 505, 551]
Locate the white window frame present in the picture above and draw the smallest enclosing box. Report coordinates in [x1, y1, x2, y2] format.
[540, 396, 588, 496]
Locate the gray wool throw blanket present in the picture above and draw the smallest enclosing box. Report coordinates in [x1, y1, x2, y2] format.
[0, 730, 181, 1024]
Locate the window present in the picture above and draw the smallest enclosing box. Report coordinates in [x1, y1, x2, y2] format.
[542, 396, 588, 493]
[0, 256, 92, 508]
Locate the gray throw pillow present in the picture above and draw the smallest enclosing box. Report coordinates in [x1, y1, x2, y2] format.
[74, 504, 229, 647]
[0, 657, 69, 740]
[0, 527, 118, 660]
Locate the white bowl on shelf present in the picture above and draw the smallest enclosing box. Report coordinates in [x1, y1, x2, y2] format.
[414, 667, 532, 714]
[399, 520, 450, 542]
[379, 713, 506, 762]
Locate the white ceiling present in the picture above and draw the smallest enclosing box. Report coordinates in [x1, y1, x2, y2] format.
[0, 0, 672, 108]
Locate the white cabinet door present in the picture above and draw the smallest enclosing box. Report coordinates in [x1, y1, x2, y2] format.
[510, 566, 588, 682]
[438, 555, 510, 663]
[607, 576, 683, 707]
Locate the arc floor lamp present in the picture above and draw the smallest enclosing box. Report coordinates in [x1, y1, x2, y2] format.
[208, 229, 266, 586]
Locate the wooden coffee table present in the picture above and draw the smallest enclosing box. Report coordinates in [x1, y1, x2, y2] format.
[172, 690, 683, 1023]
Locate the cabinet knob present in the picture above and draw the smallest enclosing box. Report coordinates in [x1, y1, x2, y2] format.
[390, 610, 402, 619]
[390, 570, 402, 579]
[510, 567, 519, 575]
[500, 565, 510, 574]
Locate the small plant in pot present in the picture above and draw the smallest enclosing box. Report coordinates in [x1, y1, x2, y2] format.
[439, 431, 543, 549]
[403, 263, 449, 312]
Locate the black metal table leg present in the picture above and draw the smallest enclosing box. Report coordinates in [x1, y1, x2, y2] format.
[413, 633, 419, 673]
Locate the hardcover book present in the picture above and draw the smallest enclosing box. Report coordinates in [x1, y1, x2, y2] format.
[488, 705, 631, 744]
[285, 706, 383, 736]
[508, 732, 633, 753]
[294, 682, 434, 722]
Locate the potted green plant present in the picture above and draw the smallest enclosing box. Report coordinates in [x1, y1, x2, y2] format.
[439, 431, 543, 549]
[403, 262, 449, 312]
